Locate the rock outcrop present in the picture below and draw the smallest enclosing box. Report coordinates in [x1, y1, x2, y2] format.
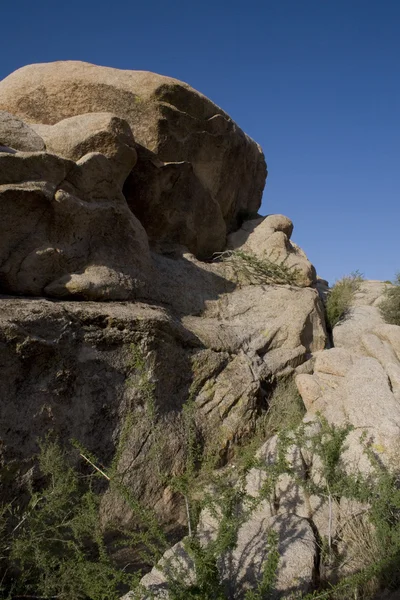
[3, 60, 396, 600]
[227, 214, 317, 287]
[132, 279, 400, 598]
[0, 63, 327, 564]
[0, 61, 267, 257]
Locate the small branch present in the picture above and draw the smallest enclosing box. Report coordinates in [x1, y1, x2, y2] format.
[184, 495, 192, 537]
[328, 493, 332, 550]
[79, 453, 110, 481]
[11, 496, 43, 535]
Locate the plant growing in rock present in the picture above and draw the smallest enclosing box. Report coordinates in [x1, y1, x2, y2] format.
[0, 438, 140, 600]
[215, 249, 302, 286]
[262, 418, 400, 600]
[325, 271, 364, 329]
[379, 273, 400, 326]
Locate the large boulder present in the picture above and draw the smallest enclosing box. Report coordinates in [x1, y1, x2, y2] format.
[0, 124, 151, 300]
[0, 61, 267, 256]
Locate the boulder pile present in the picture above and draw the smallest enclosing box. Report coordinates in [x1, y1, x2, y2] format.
[1, 61, 398, 599]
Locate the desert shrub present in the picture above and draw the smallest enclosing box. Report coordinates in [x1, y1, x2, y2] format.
[268, 419, 400, 600]
[379, 273, 400, 326]
[6, 345, 400, 600]
[215, 249, 302, 286]
[0, 438, 139, 600]
[325, 271, 364, 329]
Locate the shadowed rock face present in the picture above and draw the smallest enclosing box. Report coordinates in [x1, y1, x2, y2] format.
[0, 61, 267, 256]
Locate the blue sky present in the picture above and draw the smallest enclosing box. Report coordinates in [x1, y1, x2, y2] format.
[1, 0, 399, 284]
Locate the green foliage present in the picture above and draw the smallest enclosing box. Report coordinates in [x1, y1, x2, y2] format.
[379, 273, 400, 326]
[325, 271, 364, 329]
[266, 418, 400, 599]
[0, 438, 138, 600]
[215, 249, 302, 286]
[5, 343, 400, 600]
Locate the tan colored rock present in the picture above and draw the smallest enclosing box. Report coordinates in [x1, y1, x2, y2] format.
[227, 215, 316, 287]
[221, 512, 315, 599]
[31, 112, 137, 186]
[0, 150, 73, 185]
[0, 61, 267, 243]
[352, 279, 390, 307]
[374, 323, 400, 362]
[361, 332, 400, 369]
[333, 305, 385, 353]
[0, 149, 150, 299]
[185, 285, 327, 357]
[0, 110, 45, 151]
[343, 357, 400, 441]
[313, 347, 354, 377]
[194, 351, 259, 453]
[296, 374, 322, 409]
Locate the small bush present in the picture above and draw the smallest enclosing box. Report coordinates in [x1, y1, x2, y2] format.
[325, 271, 364, 329]
[215, 249, 302, 286]
[379, 274, 400, 326]
[264, 378, 306, 436]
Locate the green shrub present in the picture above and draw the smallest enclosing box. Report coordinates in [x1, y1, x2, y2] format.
[215, 249, 302, 286]
[379, 274, 400, 326]
[0, 438, 138, 600]
[5, 345, 400, 600]
[325, 271, 364, 329]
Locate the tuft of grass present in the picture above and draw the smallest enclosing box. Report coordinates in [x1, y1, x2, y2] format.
[264, 378, 306, 436]
[379, 274, 400, 326]
[325, 271, 364, 329]
[215, 249, 302, 286]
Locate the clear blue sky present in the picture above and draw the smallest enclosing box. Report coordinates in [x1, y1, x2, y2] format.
[1, 0, 399, 284]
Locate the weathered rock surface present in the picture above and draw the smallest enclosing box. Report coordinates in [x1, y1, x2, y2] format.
[31, 112, 137, 186]
[0, 249, 328, 511]
[227, 215, 316, 287]
[128, 512, 316, 600]
[0, 61, 267, 257]
[3, 61, 381, 600]
[0, 110, 45, 151]
[0, 125, 151, 300]
[296, 282, 400, 466]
